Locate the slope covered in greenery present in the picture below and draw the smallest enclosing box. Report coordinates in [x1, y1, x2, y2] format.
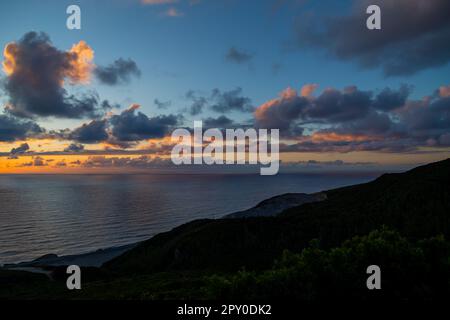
[105, 159, 450, 274]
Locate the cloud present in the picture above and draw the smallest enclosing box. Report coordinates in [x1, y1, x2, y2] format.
[110, 104, 180, 142]
[66, 40, 95, 84]
[372, 85, 412, 111]
[398, 95, 450, 138]
[254, 85, 398, 134]
[225, 47, 254, 64]
[154, 99, 171, 109]
[0, 115, 43, 142]
[295, 0, 450, 76]
[55, 160, 67, 167]
[186, 90, 208, 116]
[94, 58, 141, 86]
[210, 88, 254, 113]
[203, 115, 234, 128]
[306, 86, 372, 123]
[279, 137, 420, 154]
[64, 143, 85, 152]
[254, 83, 450, 152]
[81, 155, 175, 169]
[254, 87, 309, 135]
[69, 120, 109, 143]
[300, 83, 318, 97]
[185, 88, 253, 115]
[332, 111, 395, 136]
[10, 143, 30, 155]
[33, 156, 46, 167]
[439, 133, 450, 146]
[61, 104, 181, 147]
[2, 32, 110, 119]
[439, 85, 450, 98]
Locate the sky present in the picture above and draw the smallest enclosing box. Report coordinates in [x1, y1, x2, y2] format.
[0, 0, 449, 173]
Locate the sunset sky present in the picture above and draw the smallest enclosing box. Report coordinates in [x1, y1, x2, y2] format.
[1, 0, 450, 173]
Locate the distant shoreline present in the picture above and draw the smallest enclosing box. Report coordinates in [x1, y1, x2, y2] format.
[2, 243, 138, 271]
[2, 191, 330, 272]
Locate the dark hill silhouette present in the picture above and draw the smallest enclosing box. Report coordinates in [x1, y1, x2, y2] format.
[105, 158, 450, 274]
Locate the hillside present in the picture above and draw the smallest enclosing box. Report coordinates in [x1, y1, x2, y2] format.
[105, 159, 450, 274]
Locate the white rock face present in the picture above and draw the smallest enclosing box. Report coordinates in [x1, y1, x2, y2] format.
[223, 192, 327, 219]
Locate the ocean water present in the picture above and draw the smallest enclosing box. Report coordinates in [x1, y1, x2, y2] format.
[0, 173, 378, 265]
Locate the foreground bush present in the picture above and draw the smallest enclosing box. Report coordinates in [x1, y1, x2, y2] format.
[204, 227, 450, 301]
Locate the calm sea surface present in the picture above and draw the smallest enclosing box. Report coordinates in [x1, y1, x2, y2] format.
[0, 173, 378, 265]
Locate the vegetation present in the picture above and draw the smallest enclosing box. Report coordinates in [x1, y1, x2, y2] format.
[203, 228, 450, 301]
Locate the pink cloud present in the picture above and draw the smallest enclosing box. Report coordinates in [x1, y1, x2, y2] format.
[300, 84, 318, 97]
[439, 85, 450, 98]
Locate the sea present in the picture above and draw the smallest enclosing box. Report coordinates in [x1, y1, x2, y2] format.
[0, 172, 379, 265]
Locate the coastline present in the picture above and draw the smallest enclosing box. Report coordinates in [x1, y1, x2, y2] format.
[2, 191, 327, 273]
[2, 243, 138, 271]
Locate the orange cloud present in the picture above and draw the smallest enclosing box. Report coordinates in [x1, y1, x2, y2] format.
[66, 41, 95, 84]
[2, 42, 17, 75]
[2, 38, 94, 84]
[127, 103, 141, 111]
[311, 132, 373, 143]
[300, 83, 318, 97]
[254, 87, 299, 121]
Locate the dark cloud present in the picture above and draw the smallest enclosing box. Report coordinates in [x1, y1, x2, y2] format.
[306, 86, 372, 123]
[254, 87, 309, 135]
[154, 99, 171, 109]
[94, 58, 141, 85]
[64, 143, 85, 152]
[254, 84, 450, 151]
[185, 88, 253, 115]
[295, 0, 450, 76]
[0, 115, 43, 142]
[10, 143, 30, 155]
[69, 120, 109, 143]
[186, 90, 208, 116]
[110, 105, 179, 142]
[372, 85, 412, 111]
[2, 32, 110, 119]
[225, 47, 253, 64]
[279, 138, 418, 154]
[203, 115, 234, 128]
[398, 95, 450, 142]
[210, 88, 254, 113]
[254, 85, 407, 135]
[334, 111, 396, 136]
